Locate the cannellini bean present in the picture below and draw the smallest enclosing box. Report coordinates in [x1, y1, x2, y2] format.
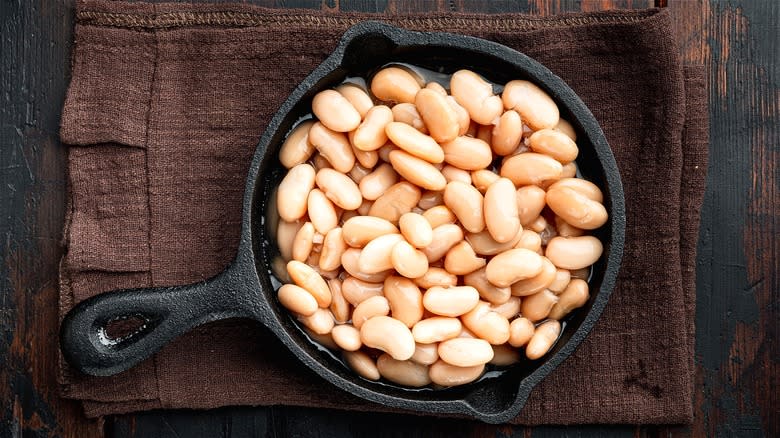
[351, 105, 393, 151]
[415, 88, 459, 143]
[342, 216, 398, 247]
[277, 284, 318, 316]
[377, 354, 432, 387]
[385, 121, 444, 163]
[417, 190, 443, 210]
[484, 177, 521, 243]
[465, 227, 523, 256]
[388, 150, 447, 191]
[421, 224, 463, 262]
[490, 344, 521, 366]
[277, 163, 315, 221]
[306, 329, 338, 350]
[315, 168, 362, 210]
[287, 260, 332, 307]
[331, 324, 362, 351]
[371, 67, 421, 104]
[348, 163, 372, 183]
[450, 70, 503, 125]
[391, 103, 428, 134]
[340, 276, 384, 305]
[491, 110, 523, 156]
[526, 319, 561, 360]
[555, 216, 585, 237]
[463, 267, 511, 304]
[444, 241, 486, 275]
[548, 178, 604, 203]
[369, 181, 422, 223]
[526, 215, 548, 233]
[311, 153, 332, 171]
[360, 316, 416, 360]
[444, 181, 485, 233]
[438, 337, 494, 367]
[502, 80, 560, 130]
[520, 289, 559, 322]
[485, 248, 544, 287]
[410, 342, 439, 365]
[528, 129, 579, 164]
[511, 256, 557, 296]
[399, 212, 433, 248]
[343, 350, 380, 380]
[441, 165, 472, 184]
[471, 169, 500, 193]
[446, 96, 471, 136]
[514, 229, 542, 253]
[297, 308, 334, 335]
[328, 278, 350, 323]
[280, 120, 315, 168]
[319, 228, 346, 272]
[341, 249, 393, 283]
[545, 236, 603, 270]
[425, 81, 447, 95]
[292, 222, 315, 262]
[422, 286, 479, 317]
[548, 278, 589, 320]
[307, 189, 338, 234]
[352, 296, 391, 329]
[276, 220, 303, 261]
[441, 136, 492, 170]
[358, 163, 398, 201]
[359, 233, 405, 274]
[429, 360, 484, 387]
[500, 152, 563, 186]
[561, 162, 578, 178]
[336, 83, 374, 118]
[413, 267, 458, 289]
[390, 240, 427, 278]
[312, 89, 361, 132]
[546, 186, 608, 230]
[554, 118, 577, 141]
[353, 144, 379, 170]
[489, 296, 521, 320]
[308, 122, 355, 173]
[460, 301, 510, 345]
[516, 185, 547, 225]
[422, 205, 456, 229]
[412, 317, 462, 343]
[508, 317, 535, 347]
[383, 276, 424, 327]
[548, 269, 571, 294]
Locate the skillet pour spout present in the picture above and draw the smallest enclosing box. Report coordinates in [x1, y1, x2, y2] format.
[60, 21, 625, 424]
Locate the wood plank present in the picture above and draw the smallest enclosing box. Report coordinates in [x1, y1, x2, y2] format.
[0, 0, 104, 437]
[667, 0, 779, 437]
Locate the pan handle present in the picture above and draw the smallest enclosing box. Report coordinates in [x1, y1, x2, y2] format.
[60, 257, 261, 377]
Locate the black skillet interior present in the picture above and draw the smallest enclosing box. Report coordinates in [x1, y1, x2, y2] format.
[247, 22, 625, 423]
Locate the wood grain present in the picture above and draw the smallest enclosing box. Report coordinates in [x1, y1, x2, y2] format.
[0, 0, 104, 437]
[0, 0, 776, 437]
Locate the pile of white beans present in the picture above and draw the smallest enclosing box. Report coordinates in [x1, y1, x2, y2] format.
[267, 65, 607, 388]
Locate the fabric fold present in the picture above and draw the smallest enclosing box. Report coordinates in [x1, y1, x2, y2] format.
[59, 1, 707, 425]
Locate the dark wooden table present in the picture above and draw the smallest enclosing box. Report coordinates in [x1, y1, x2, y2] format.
[1, 0, 777, 437]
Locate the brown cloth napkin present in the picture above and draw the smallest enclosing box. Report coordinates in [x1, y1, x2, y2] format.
[59, 0, 708, 425]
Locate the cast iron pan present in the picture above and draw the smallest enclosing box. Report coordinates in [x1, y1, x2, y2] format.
[60, 22, 625, 424]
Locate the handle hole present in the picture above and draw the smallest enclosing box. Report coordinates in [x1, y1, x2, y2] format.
[97, 314, 153, 347]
